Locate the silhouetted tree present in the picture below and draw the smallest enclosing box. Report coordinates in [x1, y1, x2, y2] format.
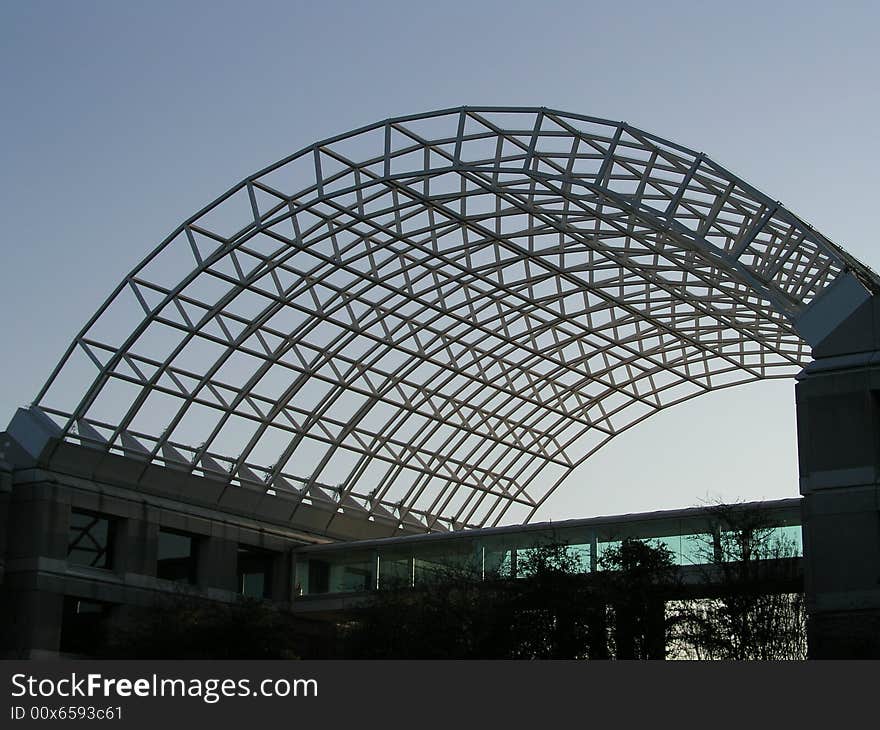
[340, 575, 512, 658]
[506, 540, 606, 659]
[342, 539, 603, 658]
[342, 537, 680, 659]
[596, 537, 680, 659]
[98, 596, 304, 658]
[669, 502, 806, 660]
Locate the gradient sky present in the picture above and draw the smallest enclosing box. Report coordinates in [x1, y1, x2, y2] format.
[2, 0, 878, 522]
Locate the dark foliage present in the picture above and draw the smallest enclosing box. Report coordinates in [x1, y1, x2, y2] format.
[341, 537, 679, 659]
[597, 537, 680, 659]
[669, 502, 807, 660]
[98, 596, 302, 659]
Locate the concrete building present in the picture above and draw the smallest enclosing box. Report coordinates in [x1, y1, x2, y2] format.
[3, 107, 880, 657]
[0, 419, 803, 657]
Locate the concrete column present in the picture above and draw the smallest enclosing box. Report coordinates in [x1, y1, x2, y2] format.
[795, 293, 880, 657]
[7, 481, 71, 562]
[1, 589, 65, 658]
[0, 465, 12, 577]
[197, 525, 239, 593]
[1, 481, 70, 656]
[270, 550, 293, 602]
[114, 505, 159, 576]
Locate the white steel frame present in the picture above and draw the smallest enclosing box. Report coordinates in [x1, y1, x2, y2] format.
[32, 107, 879, 533]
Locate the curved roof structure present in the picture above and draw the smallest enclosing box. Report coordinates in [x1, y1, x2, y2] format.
[31, 107, 879, 532]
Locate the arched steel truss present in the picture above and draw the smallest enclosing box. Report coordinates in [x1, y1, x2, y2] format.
[33, 107, 879, 532]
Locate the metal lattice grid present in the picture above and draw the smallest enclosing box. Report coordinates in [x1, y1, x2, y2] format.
[32, 107, 879, 533]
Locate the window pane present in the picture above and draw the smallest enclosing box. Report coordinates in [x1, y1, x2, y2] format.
[377, 554, 411, 590]
[157, 529, 197, 584]
[237, 546, 275, 599]
[67, 510, 113, 569]
[595, 540, 621, 570]
[241, 571, 266, 598]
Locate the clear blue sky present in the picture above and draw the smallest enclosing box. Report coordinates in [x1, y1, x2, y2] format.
[2, 0, 878, 521]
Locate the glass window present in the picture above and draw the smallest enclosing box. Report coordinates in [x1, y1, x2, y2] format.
[567, 543, 592, 572]
[237, 546, 275, 599]
[483, 543, 515, 579]
[157, 529, 198, 584]
[377, 553, 412, 590]
[652, 535, 683, 565]
[336, 564, 373, 593]
[413, 542, 480, 586]
[67, 510, 114, 569]
[680, 533, 714, 565]
[301, 551, 376, 594]
[769, 525, 803, 558]
[308, 559, 330, 594]
[595, 539, 621, 570]
[514, 541, 589, 578]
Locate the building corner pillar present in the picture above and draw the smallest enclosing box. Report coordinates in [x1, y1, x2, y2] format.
[796, 291, 880, 657]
